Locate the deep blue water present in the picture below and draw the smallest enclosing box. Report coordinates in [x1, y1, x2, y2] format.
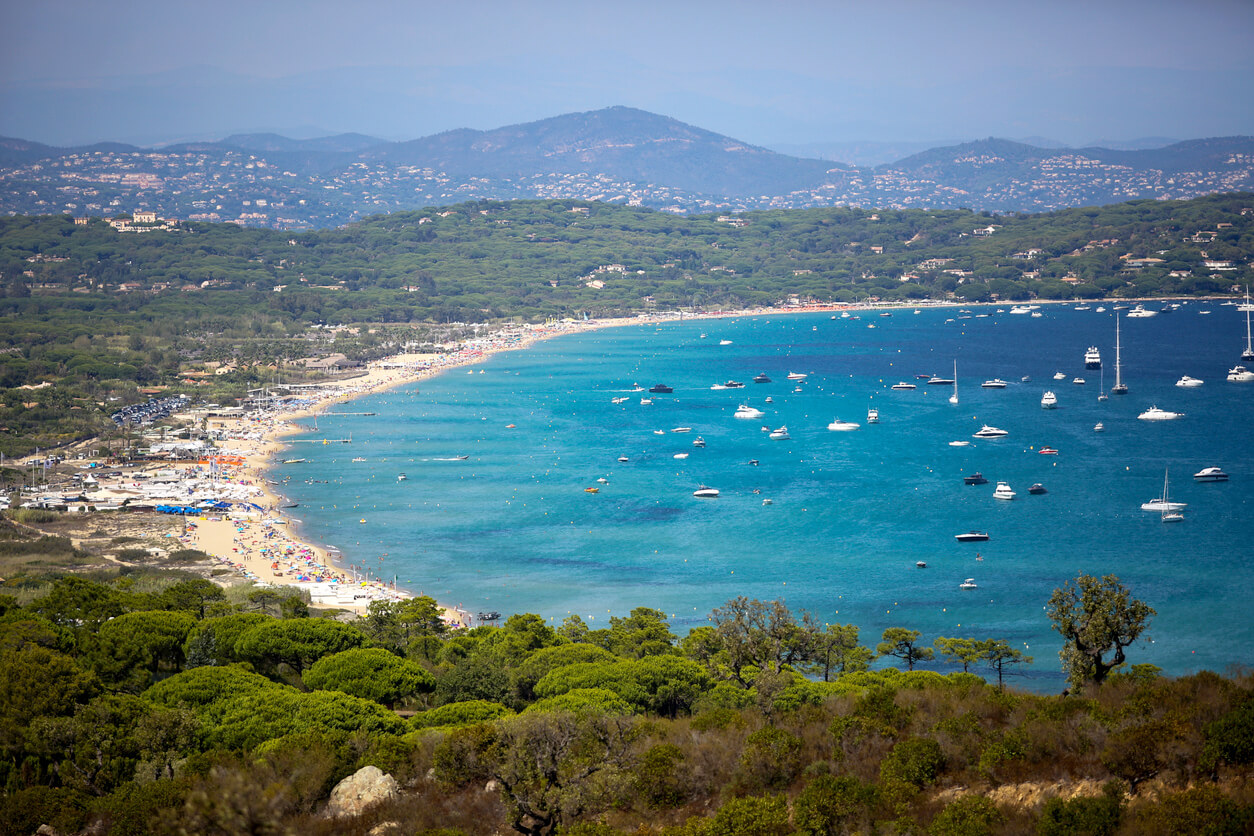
[276, 303, 1254, 690]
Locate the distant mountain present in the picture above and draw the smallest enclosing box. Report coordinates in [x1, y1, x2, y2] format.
[363, 106, 846, 197]
[1, 109, 1252, 227]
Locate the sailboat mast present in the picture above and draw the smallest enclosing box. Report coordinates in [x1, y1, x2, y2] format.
[1244, 286, 1254, 360]
[1112, 313, 1127, 394]
[949, 360, 958, 404]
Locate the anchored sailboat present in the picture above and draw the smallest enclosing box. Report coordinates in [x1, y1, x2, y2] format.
[1242, 286, 1254, 362]
[949, 360, 958, 405]
[1111, 313, 1128, 395]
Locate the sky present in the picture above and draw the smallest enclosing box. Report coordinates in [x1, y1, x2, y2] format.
[2, 0, 1253, 152]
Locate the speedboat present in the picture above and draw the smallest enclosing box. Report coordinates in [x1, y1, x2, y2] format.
[867, 407, 879, 423]
[1228, 365, 1254, 382]
[960, 578, 979, 590]
[786, 372, 807, 381]
[693, 486, 720, 498]
[671, 427, 692, 433]
[722, 380, 745, 389]
[719, 339, 733, 345]
[584, 487, 599, 493]
[753, 373, 771, 383]
[397, 473, 407, 482]
[1194, 467, 1229, 482]
[993, 482, 1016, 500]
[611, 396, 629, 404]
[673, 452, 689, 459]
[617, 456, 629, 463]
[981, 379, 1007, 388]
[1072, 377, 1085, 385]
[973, 425, 1009, 439]
[955, 531, 989, 542]
[949, 440, 971, 446]
[826, 418, 860, 431]
[764, 397, 773, 403]
[1175, 376, 1203, 387]
[734, 404, 764, 420]
[1038, 447, 1058, 455]
[890, 382, 917, 390]
[1041, 391, 1057, 408]
[640, 398, 654, 405]
[927, 375, 955, 385]
[963, 472, 988, 485]
[916, 561, 927, 569]
[648, 384, 673, 393]
[1010, 305, 1031, 314]
[1085, 347, 1102, 369]
[1028, 483, 1047, 494]
[1053, 372, 1067, 380]
[1094, 422, 1104, 432]
[1137, 406, 1184, 421]
[692, 437, 706, 448]
[768, 426, 790, 440]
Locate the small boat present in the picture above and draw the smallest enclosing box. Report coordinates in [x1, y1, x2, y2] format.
[640, 398, 654, 405]
[1038, 447, 1058, 455]
[949, 360, 959, 404]
[715, 380, 745, 389]
[1175, 376, 1203, 387]
[1112, 314, 1128, 394]
[959, 578, 979, 590]
[1141, 469, 1186, 511]
[653, 430, 665, 435]
[617, 456, 629, 463]
[1072, 377, 1085, 385]
[916, 561, 927, 569]
[612, 396, 629, 403]
[597, 477, 609, 484]
[734, 404, 765, 419]
[786, 372, 807, 381]
[693, 437, 706, 448]
[282, 458, 307, 464]
[719, 339, 733, 345]
[761, 498, 772, 505]
[927, 375, 955, 385]
[584, 487, 599, 493]
[765, 397, 773, 403]
[1021, 375, 1031, 382]
[867, 407, 879, 423]
[963, 472, 988, 485]
[955, 531, 990, 542]
[1010, 305, 1031, 314]
[890, 382, 917, 390]
[748, 459, 760, 466]
[949, 440, 971, 447]
[351, 457, 367, 462]
[1053, 371, 1067, 380]
[981, 379, 1008, 388]
[671, 427, 692, 433]
[1241, 286, 1254, 360]
[993, 482, 1016, 500]
[1028, 483, 1047, 494]
[1193, 467, 1229, 482]
[693, 486, 720, 498]
[1094, 422, 1104, 432]
[1041, 391, 1057, 408]
[768, 426, 791, 440]
[397, 473, 407, 482]
[1228, 365, 1254, 382]
[673, 452, 689, 459]
[1137, 406, 1184, 421]
[1085, 346, 1102, 369]
[973, 425, 1009, 439]
[753, 373, 772, 383]
[648, 384, 673, 393]
[826, 418, 860, 431]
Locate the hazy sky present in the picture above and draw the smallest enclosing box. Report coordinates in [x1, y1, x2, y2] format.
[2, 0, 1252, 148]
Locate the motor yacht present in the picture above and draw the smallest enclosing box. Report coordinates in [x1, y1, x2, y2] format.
[1228, 365, 1254, 382]
[734, 404, 764, 419]
[973, 425, 1009, 439]
[693, 486, 720, 498]
[786, 372, 807, 381]
[1175, 376, 1204, 387]
[1041, 391, 1057, 408]
[1085, 346, 1102, 369]
[826, 418, 860, 431]
[927, 375, 955, 385]
[692, 437, 706, 448]
[1053, 372, 1067, 380]
[753, 373, 772, 383]
[981, 379, 1007, 388]
[1038, 447, 1058, 455]
[671, 427, 692, 433]
[890, 382, 917, 390]
[768, 426, 791, 440]
[1127, 304, 1157, 318]
[648, 383, 673, 393]
[963, 472, 988, 485]
[1137, 406, 1184, 421]
[1094, 422, 1104, 432]
[672, 452, 689, 459]
[1193, 467, 1229, 482]
[867, 407, 879, 423]
[960, 578, 979, 589]
[1028, 483, 1047, 494]
[1073, 377, 1085, 385]
[993, 482, 1016, 500]
[955, 531, 989, 542]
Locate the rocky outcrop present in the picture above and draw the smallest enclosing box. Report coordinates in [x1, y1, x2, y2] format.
[325, 765, 399, 818]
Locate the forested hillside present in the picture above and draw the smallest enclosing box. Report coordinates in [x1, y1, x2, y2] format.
[0, 530, 1251, 835]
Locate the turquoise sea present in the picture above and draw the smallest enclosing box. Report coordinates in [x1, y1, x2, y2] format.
[277, 303, 1254, 691]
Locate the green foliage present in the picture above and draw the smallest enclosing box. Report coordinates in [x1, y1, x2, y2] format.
[1201, 692, 1254, 772]
[1037, 785, 1123, 836]
[793, 774, 876, 836]
[534, 654, 711, 717]
[233, 616, 369, 678]
[144, 663, 278, 709]
[527, 687, 633, 715]
[929, 795, 1005, 836]
[0, 644, 98, 753]
[877, 627, 935, 671]
[182, 611, 269, 667]
[95, 609, 198, 689]
[0, 785, 92, 836]
[704, 794, 792, 836]
[1046, 574, 1155, 688]
[28, 575, 126, 631]
[635, 742, 689, 809]
[1131, 784, 1251, 835]
[431, 722, 499, 788]
[737, 726, 803, 791]
[513, 642, 620, 702]
[413, 699, 515, 730]
[304, 646, 435, 705]
[880, 736, 945, 789]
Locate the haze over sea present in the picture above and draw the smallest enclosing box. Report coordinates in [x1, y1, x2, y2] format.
[280, 304, 1254, 691]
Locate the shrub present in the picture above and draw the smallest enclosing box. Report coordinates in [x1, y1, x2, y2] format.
[880, 736, 945, 788]
[1131, 784, 1251, 835]
[793, 773, 875, 836]
[1037, 786, 1123, 836]
[929, 795, 1004, 836]
[737, 726, 803, 791]
[635, 743, 689, 809]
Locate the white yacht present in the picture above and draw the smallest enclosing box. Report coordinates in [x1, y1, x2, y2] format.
[1093, 422, 1104, 432]
[993, 482, 1016, 500]
[959, 578, 979, 589]
[1009, 305, 1031, 314]
[768, 426, 791, 440]
[734, 404, 765, 420]
[1228, 365, 1254, 382]
[826, 418, 860, 431]
[1053, 371, 1067, 380]
[890, 381, 917, 390]
[1194, 466, 1229, 482]
[1041, 391, 1058, 409]
[973, 425, 1009, 439]
[671, 427, 692, 433]
[693, 486, 720, 498]
[1241, 286, 1254, 360]
[1142, 469, 1186, 512]
[867, 407, 879, 423]
[1137, 406, 1184, 421]
[1127, 304, 1157, 318]
[1175, 376, 1204, 387]
[981, 379, 1008, 388]
[1084, 346, 1102, 369]
[786, 372, 807, 381]
[1072, 377, 1085, 385]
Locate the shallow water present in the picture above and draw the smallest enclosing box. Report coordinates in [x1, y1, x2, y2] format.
[277, 303, 1254, 690]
